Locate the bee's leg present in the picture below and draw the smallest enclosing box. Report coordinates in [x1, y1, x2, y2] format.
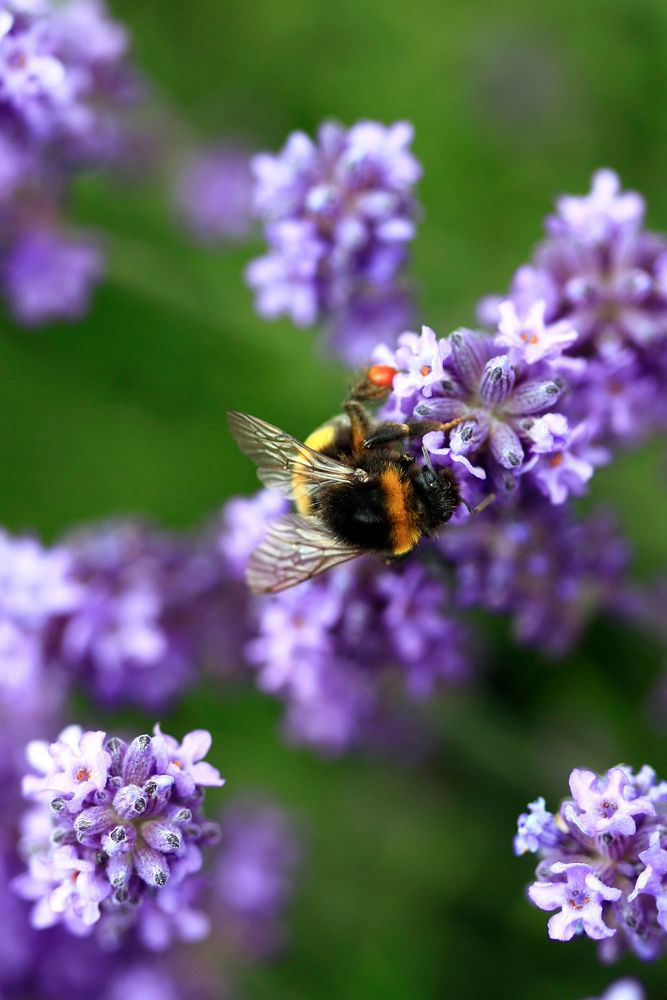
[363, 415, 473, 449]
[384, 551, 411, 565]
[343, 401, 375, 455]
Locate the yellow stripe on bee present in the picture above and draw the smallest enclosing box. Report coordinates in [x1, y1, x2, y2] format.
[380, 467, 420, 556]
[304, 424, 337, 453]
[292, 423, 338, 516]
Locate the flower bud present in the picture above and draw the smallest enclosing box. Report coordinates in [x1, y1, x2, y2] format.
[74, 806, 114, 837]
[449, 328, 488, 392]
[505, 377, 565, 415]
[135, 842, 169, 887]
[141, 820, 182, 853]
[108, 851, 133, 889]
[113, 784, 147, 818]
[489, 421, 524, 469]
[122, 735, 154, 785]
[479, 355, 515, 406]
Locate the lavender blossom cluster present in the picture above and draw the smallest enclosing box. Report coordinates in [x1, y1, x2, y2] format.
[355, 167, 667, 464]
[14, 724, 224, 946]
[59, 520, 244, 708]
[373, 306, 597, 506]
[516, 765, 667, 962]
[246, 119, 421, 362]
[0, 516, 300, 997]
[479, 168, 667, 447]
[0, 0, 141, 326]
[222, 492, 471, 753]
[333, 169, 666, 655]
[1, 791, 298, 999]
[0, 520, 246, 713]
[175, 144, 255, 245]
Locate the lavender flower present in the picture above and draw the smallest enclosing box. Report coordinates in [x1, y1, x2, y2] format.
[246, 119, 420, 361]
[373, 321, 605, 503]
[214, 799, 300, 957]
[58, 520, 238, 709]
[529, 862, 622, 941]
[0, 530, 80, 804]
[14, 724, 223, 947]
[233, 515, 471, 752]
[439, 502, 629, 656]
[175, 144, 255, 244]
[0, 0, 143, 326]
[517, 764, 667, 961]
[219, 491, 289, 581]
[514, 797, 560, 856]
[4, 227, 104, 326]
[480, 169, 667, 446]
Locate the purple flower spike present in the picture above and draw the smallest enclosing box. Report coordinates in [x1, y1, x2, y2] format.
[176, 144, 255, 244]
[0, 0, 143, 328]
[220, 494, 475, 753]
[375, 322, 578, 495]
[14, 724, 223, 946]
[529, 862, 621, 941]
[247, 119, 421, 361]
[564, 767, 654, 838]
[480, 168, 667, 450]
[214, 799, 301, 957]
[517, 763, 667, 962]
[4, 229, 104, 327]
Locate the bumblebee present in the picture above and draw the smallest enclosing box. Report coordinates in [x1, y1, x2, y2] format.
[228, 369, 493, 593]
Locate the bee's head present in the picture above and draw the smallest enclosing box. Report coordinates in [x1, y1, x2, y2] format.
[412, 447, 461, 525]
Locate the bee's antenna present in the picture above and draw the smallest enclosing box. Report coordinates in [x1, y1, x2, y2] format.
[460, 493, 496, 515]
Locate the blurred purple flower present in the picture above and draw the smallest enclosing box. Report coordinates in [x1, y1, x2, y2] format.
[214, 799, 300, 958]
[246, 119, 421, 361]
[223, 499, 473, 752]
[581, 983, 645, 1000]
[518, 764, 667, 961]
[0, 529, 80, 808]
[175, 144, 255, 244]
[58, 520, 240, 709]
[0, 0, 144, 327]
[4, 228, 103, 326]
[439, 501, 629, 656]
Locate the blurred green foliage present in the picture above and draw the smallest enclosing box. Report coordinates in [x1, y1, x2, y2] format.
[2, 0, 667, 995]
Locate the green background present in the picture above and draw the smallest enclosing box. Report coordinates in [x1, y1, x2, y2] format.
[5, 1, 667, 996]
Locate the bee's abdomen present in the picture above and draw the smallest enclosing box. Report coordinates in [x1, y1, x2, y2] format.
[313, 464, 421, 556]
[313, 481, 394, 551]
[378, 467, 422, 556]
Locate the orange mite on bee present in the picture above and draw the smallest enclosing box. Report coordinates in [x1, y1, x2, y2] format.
[228, 366, 494, 593]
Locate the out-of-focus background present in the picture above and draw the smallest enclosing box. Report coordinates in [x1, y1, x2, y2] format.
[4, 0, 667, 996]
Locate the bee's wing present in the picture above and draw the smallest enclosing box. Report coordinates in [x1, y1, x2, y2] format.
[247, 513, 364, 593]
[227, 410, 367, 500]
